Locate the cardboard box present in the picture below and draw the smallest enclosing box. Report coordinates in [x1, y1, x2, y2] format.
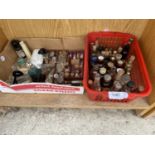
[0, 37, 85, 94]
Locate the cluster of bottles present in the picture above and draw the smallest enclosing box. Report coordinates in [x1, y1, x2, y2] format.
[7, 39, 84, 86]
[88, 38, 144, 92]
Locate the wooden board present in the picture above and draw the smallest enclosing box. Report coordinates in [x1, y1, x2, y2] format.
[0, 19, 148, 39]
[0, 93, 149, 109]
[134, 20, 155, 117]
[142, 107, 155, 118]
[139, 20, 155, 105]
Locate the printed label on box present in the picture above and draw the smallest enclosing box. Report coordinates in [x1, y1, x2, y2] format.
[0, 80, 84, 94]
[108, 91, 128, 100]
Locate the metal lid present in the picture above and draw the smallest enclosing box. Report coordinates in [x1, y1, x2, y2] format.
[107, 61, 114, 68]
[115, 54, 122, 60]
[117, 60, 124, 65]
[54, 73, 59, 79]
[99, 67, 107, 75]
[104, 74, 112, 82]
[98, 55, 104, 61]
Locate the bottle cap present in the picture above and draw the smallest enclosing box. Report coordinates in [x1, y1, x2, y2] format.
[117, 60, 124, 66]
[38, 48, 47, 55]
[98, 55, 104, 61]
[113, 50, 117, 55]
[110, 56, 116, 61]
[103, 74, 112, 82]
[91, 56, 97, 63]
[121, 74, 131, 84]
[117, 68, 125, 74]
[113, 80, 122, 90]
[115, 54, 122, 60]
[49, 51, 55, 57]
[54, 73, 59, 79]
[118, 46, 123, 53]
[99, 67, 107, 75]
[107, 61, 114, 68]
[11, 40, 22, 51]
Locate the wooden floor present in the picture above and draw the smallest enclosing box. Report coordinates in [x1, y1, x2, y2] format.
[0, 93, 149, 110]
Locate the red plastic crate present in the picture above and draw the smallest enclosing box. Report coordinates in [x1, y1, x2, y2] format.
[83, 32, 152, 102]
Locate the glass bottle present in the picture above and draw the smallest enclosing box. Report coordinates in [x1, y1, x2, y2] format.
[122, 38, 134, 59]
[93, 74, 101, 91]
[90, 55, 98, 65]
[101, 74, 112, 88]
[117, 46, 123, 53]
[12, 70, 24, 84]
[115, 68, 125, 81]
[127, 80, 136, 92]
[113, 80, 123, 91]
[28, 66, 42, 82]
[11, 40, 26, 58]
[16, 74, 32, 84]
[121, 74, 131, 85]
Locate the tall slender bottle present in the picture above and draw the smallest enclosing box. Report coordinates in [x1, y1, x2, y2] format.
[122, 38, 134, 59]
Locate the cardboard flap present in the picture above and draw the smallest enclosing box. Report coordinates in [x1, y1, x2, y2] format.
[0, 42, 18, 80]
[0, 28, 8, 53]
[17, 38, 64, 50]
[63, 37, 85, 50]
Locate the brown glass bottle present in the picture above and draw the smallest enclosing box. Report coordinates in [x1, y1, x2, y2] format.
[122, 38, 134, 59]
